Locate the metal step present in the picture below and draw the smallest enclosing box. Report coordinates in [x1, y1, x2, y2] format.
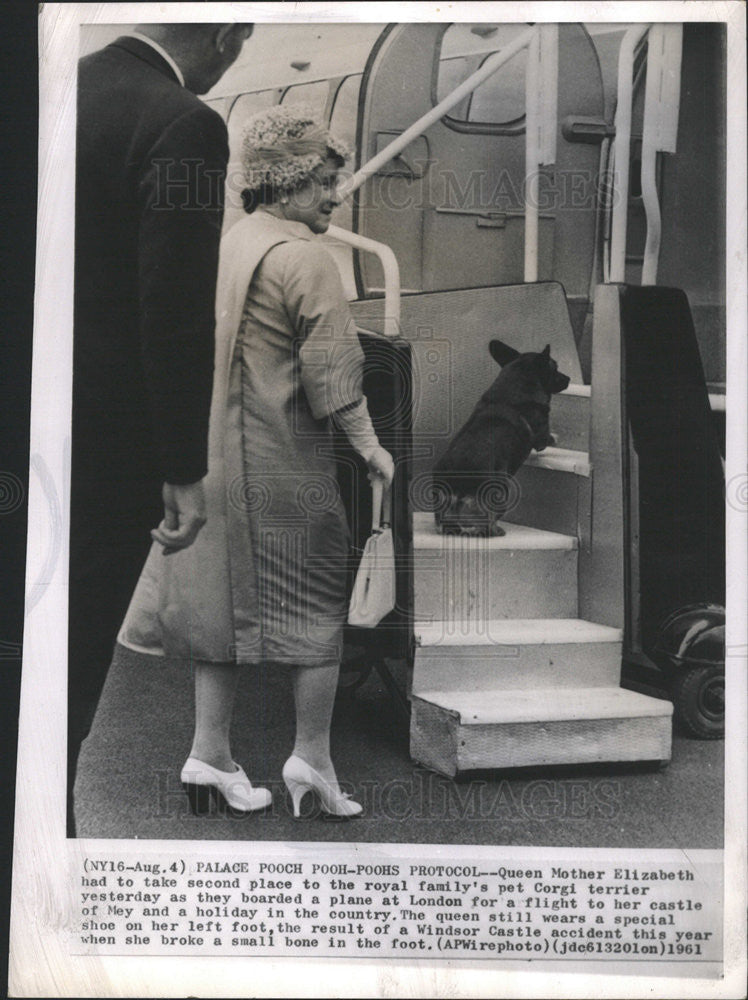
[412, 618, 623, 693]
[413, 514, 578, 621]
[410, 687, 673, 777]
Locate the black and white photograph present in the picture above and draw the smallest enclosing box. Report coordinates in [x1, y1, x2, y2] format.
[8, 3, 747, 997]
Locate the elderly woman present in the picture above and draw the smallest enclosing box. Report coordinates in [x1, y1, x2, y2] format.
[119, 106, 393, 819]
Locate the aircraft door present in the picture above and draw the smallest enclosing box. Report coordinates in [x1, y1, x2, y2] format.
[357, 23, 605, 339]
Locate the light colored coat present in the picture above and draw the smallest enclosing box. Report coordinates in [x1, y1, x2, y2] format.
[118, 213, 365, 664]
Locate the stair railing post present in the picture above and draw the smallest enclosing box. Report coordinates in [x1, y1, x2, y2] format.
[326, 224, 401, 338]
[609, 24, 651, 283]
[641, 24, 683, 285]
[524, 30, 541, 282]
[524, 24, 558, 283]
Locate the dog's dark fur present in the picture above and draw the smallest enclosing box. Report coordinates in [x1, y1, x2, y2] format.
[433, 341, 570, 536]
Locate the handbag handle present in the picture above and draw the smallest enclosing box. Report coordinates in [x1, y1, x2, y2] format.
[371, 479, 392, 532]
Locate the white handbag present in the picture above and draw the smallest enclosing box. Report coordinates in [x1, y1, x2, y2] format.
[348, 480, 395, 627]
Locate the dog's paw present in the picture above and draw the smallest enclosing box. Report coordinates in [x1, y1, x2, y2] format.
[442, 520, 506, 538]
[436, 522, 455, 535]
[532, 434, 556, 451]
[534, 433, 555, 453]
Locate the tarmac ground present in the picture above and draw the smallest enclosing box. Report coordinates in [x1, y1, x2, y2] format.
[75, 644, 724, 848]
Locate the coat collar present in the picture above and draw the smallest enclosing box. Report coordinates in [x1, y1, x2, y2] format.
[251, 210, 315, 241]
[129, 32, 185, 86]
[110, 35, 183, 87]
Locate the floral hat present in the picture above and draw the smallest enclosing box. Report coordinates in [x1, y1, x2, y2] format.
[240, 104, 350, 193]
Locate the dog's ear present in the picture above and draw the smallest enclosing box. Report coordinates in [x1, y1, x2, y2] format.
[489, 340, 520, 367]
[532, 344, 552, 368]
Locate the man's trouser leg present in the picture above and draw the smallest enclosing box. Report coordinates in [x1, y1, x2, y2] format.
[67, 483, 159, 836]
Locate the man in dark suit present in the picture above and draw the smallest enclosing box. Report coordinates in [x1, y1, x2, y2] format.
[70, 23, 253, 834]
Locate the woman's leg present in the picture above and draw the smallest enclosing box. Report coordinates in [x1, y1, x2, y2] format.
[188, 663, 240, 772]
[291, 661, 340, 785]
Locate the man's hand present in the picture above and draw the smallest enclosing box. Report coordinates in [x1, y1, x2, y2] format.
[151, 481, 207, 555]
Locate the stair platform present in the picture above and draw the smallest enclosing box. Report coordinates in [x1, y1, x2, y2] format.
[413, 513, 578, 549]
[413, 516, 579, 621]
[410, 687, 673, 777]
[411, 448, 590, 537]
[415, 618, 622, 647]
[413, 618, 624, 693]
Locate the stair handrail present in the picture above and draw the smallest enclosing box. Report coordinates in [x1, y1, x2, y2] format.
[609, 24, 651, 283]
[337, 25, 538, 203]
[640, 24, 683, 285]
[326, 224, 401, 338]
[524, 24, 559, 282]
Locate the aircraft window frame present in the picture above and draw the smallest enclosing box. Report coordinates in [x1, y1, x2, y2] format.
[328, 74, 364, 231]
[226, 89, 282, 129]
[202, 96, 232, 121]
[279, 79, 333, 120]
[324, 74, 365, 300]
[329, 73, 363, 152]
[433, 23, 528, 136]
[435, 55, 473, 119]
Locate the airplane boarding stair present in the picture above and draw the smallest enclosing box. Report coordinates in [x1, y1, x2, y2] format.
[374, 283, 675, 776]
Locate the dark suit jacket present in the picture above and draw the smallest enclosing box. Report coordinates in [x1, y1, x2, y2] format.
[74, 36, 229, 496]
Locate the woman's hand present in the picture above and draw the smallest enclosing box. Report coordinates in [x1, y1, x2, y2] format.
[366, 446, 395, 487]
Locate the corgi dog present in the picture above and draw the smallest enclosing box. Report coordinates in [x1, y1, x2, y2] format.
[433, 341, 570, 536]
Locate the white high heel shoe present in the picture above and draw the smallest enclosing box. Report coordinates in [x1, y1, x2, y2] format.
[282, 755, 362, 819]
[181, 757, 272, 815]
